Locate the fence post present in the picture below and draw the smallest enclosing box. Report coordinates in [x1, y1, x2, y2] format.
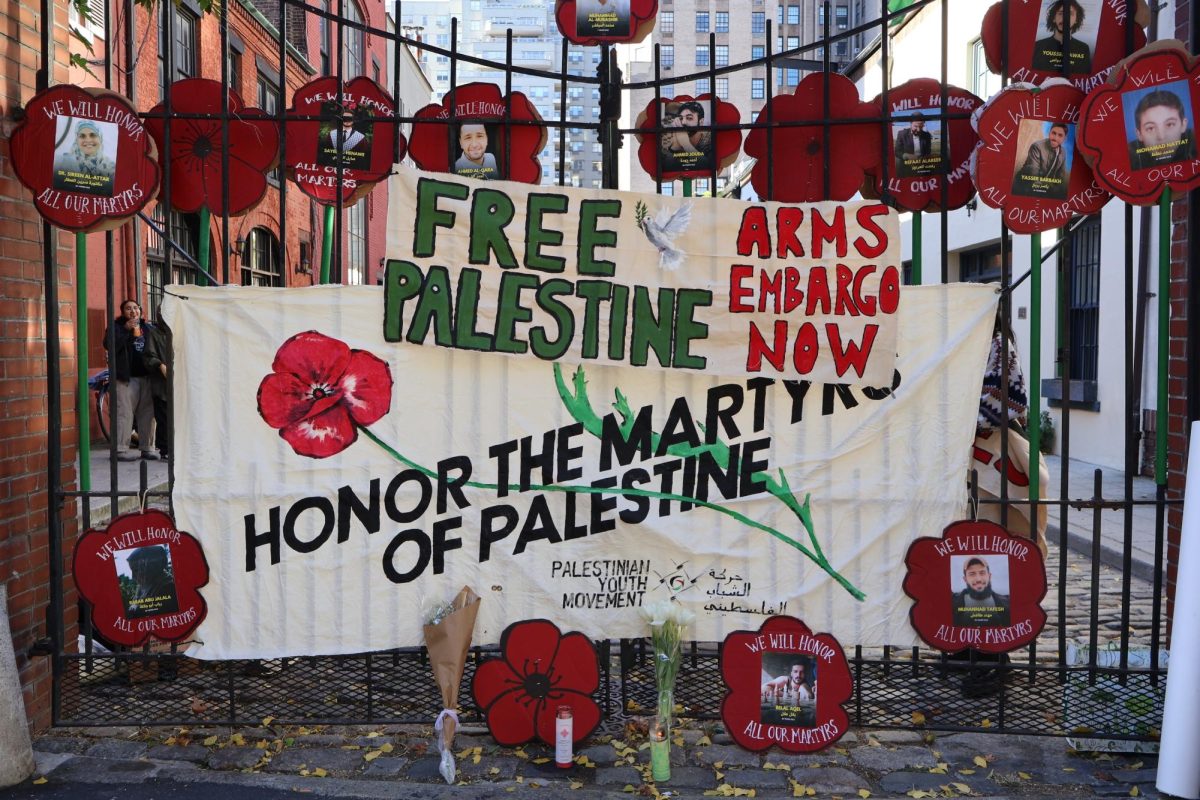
[0, 584, 35, 787]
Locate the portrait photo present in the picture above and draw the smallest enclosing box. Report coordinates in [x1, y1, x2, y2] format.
[1029, 0, 1100, 75]
[1122, 81, 1196, 171]
[950, 554, 1011, 628]
[52, 115, 119, 197]
[576, 0, 631, 37]
[316, 101, 375, 170]
[453, 121, 502, 181]
[1011, 119, 1074, 200]
[759, 652, 818, 727]
[892, 109, 944, 178]
[659, 99, 714, 173]
[114, 544, 180, 619]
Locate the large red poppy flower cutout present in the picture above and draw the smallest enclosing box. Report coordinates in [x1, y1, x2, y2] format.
[980, 0, 1150, 92]
[720, 616, 852, 753]
[904, 519, 1047, 655]
[145, 78, 279, 216]
[9, 85, 159, 232]
[744, 73, 881, 202]
[554, 0, 657, 45]
[285, 76, 402, 207]
[1078, 42, 1200, 205]
[972, 81, 1111, 233]
[471, 619, 601, 746]
[407, 83, 546, 184]
[861, 79, 981, 212]
[633, 94, 741, 183]
[257, 331, 393, 459]
[73, 509, 209, 647]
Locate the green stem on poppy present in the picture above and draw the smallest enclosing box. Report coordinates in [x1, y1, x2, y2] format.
[320, 204, 335, 285]
[197, 206, 210, 287]
[359, 421, 864, 601]
[552, 363, 865, 601]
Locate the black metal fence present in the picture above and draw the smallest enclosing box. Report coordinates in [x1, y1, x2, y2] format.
[40, 0, 1182, 743]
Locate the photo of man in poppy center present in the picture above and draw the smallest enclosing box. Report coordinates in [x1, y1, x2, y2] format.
[1030, 0, 1095, 74]
[1123, 82, 1197, 171]
[317, 100, 374, 170]
[1011, 119, 1073, 200]
[660, 99, 714, 173]
[759, 653, 818, 727]
[453, 122, 501, 180]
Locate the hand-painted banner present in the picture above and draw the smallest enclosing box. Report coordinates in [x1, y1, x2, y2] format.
[383, 170, 901, 386]
[167, 271, 996, 659]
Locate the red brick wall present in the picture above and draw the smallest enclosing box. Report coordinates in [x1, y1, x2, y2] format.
[1, 0, 80, 733]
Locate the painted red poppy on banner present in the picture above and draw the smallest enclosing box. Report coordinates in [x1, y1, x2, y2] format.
[980, 0, 1150, 93]
[633, 94, 742, 183]
[145, 78, 279, 216]
[1077, 42, 1200, 205]
[9, 85, 159, 232]
[73, 509, 209, 647]
[744, 73, 881, 202]
[904, 519, 1047, 655]
[973, 81, 1111, 233]
[257, 331, 394, 459]
[471, 619, 601, 746]
[554, 0, 657, 45]
[285, 76, 402, 206]
[862, 79, 981, 212]
[407, 83, 546, 184]
[720, 616, 852, 753]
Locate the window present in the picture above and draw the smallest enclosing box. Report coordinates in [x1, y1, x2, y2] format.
[145, 205, 199, 319]
[661, 182, 674, 196]
[776, 6, 783, 25]
[694, 178, 710, 195]
[346, 201, 367, 285]
[661, 44, 674, 68]
[319, 0, 331, 74]
[751, 12, 765, 34]
[716, 11, 728, 32]
[343, 0, 365, 78]
[835, 39, 848, 56]
[959, 243, 1007, 283]
[751, 77, 765, 99]
[970, 39, 1001, 99]
[818, 5, 825, 26]
[1066, 216, 1101, 382]
[715, 45, 728, 66]
[227, 47, 242, 94]
[836, 5, 849, 28]
[257, 72, 281, 184]
[660, 10, 673, 32]
[158, 3, 198, 98]
[694, 77, 710, 95]
[787, 35, 799, 51]
[752, 45, 765, 60]
[787, 5, 799, 24]
[695, 47, 709, 67]
[715, 77, 728, 99]
[695, 11, 709, 32]
[241, 228, 283, 287]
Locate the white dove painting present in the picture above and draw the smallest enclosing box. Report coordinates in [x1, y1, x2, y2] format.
[636, 200, 693, 270]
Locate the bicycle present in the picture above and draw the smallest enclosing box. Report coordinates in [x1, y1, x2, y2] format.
[88, 369, 112, 443]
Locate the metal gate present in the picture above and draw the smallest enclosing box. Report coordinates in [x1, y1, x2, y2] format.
[35, 0, 1183, 743]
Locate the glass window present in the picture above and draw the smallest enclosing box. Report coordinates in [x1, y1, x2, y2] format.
[959, 243, 1007, 283]
[661, 44, 674, 68]
[146, 205, 199, 318]
[319, 0, 331, 74]
[970, 39, 1001, 100]
[694, 178, 710, 194]
[695, 47, 709, 67]
[694, 77, 710, 95]
[228, 48, 242, 94]
[660, 182, 674, 196]
[158, 4, 197, 98]
[751, 77, 765, 99]
[257, 73, 281, 184]
[660, 11, 673, 33]
[751, 12, 765, 35]
[777, 6, 783, 24]
[346, 201, 367, 285]
[241, 228, 283, 287]
[343, 1, 366, 77]
[1066, 216, 1101, 381]
[716, 11, 728, 32]
[715, 45, 728, 66]
[715, 76, 728, 99]
[836, 5, 849, 28]
[752, 45, 765, 60]
[835, 39, 848, 56]
[695, 11, 709, 32]
[787, 5, 799, 24]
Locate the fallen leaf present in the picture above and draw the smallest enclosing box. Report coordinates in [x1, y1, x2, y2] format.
[490, 767, 500, 775]
[514, 748, 529, 760]
[313, 768, 327, 777]
[231, 733, 246, 746]
[458, 747, 473, 758]
[1130, 761, 1143, 770]
[532, 757, 550, 764]
[568, 779, 584, 789]
[952, 782, 971, 794]
[1130, 789, 1140, 797]
[957, 769, 975, 775]
[516, 776, 524, 783]
[473, 754, 482, 764]
[379, 743, 393, 754]
[364, 750, 381, 762]
[190, 697, 209, 715]
[203, 736, 218, 746]
[623, 785, 636, 793]
[697, 735, 712, 746]
[32, 778, 47, 785]
[261, 716, 274, 727]
[912, 711, 927, 725]
[858, 791, 871, 799]
[973, 756, 988, 769]
[1062, 767, 1076, 772]
[714, 761, 725, 769]
[1018, 772, 1031, 780]
[980, 719, 992, 728]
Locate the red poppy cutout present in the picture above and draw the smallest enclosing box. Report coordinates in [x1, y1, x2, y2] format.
[980, 0, 1150, 92]
[904, 519, 1047, 655]
[285, 76, 403, 207]
[407, 83, 546, 184]
[471, 619, 601, 746]
[73, 509, 209, 647]
[861, 79, 981, 212]
[9, 85, 159, 232]
[744, 73, 881, 202]
[257, 331, 393, 459]
[633, 94, 742, 182]
[145, 78, 279, 216]
[973, 81, 1111, 233]
[720, 616, 852, 753]
[554, 0, 657, 45]
[1077, 42, 1200, 205]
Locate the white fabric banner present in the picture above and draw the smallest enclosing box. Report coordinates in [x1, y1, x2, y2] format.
[168, 277, 996, 659]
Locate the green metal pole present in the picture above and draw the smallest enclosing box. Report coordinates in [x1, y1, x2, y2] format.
[76, 232, 90, 492]
[197, 206, 210, 287]
[1028, 232, 1041, 503]
[1157, 189, 1170, 485]
[910, 211, 922, 285]
[682, 178, 693, 198]
[320, 204, 335, 285]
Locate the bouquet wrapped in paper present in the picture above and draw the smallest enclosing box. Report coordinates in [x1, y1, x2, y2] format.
[423, 586, 481, 784]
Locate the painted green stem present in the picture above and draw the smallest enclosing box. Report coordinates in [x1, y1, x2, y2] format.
[197, 206, 210, 287]
[910, 211, 922, 285]
[1157, 189, 1170, 485]
[76, 232, 90, 492]
[1028, 232, 1041, 503]
[321, 205, 335, 285]
[552, 364, 865, 601]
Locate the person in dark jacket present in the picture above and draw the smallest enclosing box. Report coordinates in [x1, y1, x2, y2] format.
[103, 299, 159, 461]
[143, 312, 172, 459]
